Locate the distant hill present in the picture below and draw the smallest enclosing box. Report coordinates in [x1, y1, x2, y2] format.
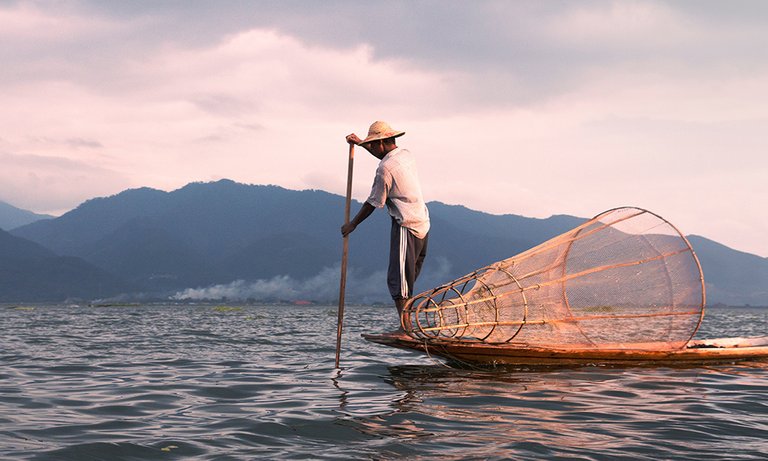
[0, 228, 129, 302]
[687, 235, 768, 306]
[0, 200, 53, 230]
[13, 181, 363, 292]
[9, 179, 768, 305]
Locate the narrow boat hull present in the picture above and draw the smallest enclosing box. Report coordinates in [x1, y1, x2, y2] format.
[362, 333, 768, 366]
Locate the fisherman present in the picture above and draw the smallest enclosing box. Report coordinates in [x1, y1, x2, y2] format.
[341, 121, 430, 326]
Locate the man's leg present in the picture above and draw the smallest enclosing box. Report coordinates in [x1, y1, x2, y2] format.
[388, 220, 428, 330]
[387, 219, 407, 317]
[414, 233, 428, 281]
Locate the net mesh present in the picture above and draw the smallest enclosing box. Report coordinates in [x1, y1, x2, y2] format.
[402, 207, 706, 350]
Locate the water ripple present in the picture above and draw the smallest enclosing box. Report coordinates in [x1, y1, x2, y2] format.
[1, 304, 766, 460]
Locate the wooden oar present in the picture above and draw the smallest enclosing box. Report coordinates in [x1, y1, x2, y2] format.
[335, 143, 355, 368]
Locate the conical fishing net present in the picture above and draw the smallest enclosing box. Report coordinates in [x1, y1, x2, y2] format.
[402, 207, 706, 350]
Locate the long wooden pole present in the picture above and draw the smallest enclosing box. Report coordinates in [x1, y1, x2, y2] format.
[335, 143, 355, 368]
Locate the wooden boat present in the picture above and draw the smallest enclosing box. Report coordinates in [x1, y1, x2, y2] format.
[363, 332, 768, 366]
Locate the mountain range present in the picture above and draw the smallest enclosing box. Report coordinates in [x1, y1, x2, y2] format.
[0, 200, 53, 230]
[4, 179, 767, 305]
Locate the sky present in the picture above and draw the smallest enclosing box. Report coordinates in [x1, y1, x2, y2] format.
[1, 0, 767, 257]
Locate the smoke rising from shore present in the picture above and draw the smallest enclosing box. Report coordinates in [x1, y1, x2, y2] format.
[172, 257, 452, 304]
[172, 266, 388, 303]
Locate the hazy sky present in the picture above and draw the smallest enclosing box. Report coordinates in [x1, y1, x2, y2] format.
[1, 1, 767, 257]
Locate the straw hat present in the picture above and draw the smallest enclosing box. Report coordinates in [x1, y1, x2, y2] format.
[359, 121, 405, 144]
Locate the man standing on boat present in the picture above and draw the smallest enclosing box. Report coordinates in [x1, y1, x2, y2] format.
[341, 121, 430, 325]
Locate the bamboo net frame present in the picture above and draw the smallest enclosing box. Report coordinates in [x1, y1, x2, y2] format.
[401, 207, 706, 351]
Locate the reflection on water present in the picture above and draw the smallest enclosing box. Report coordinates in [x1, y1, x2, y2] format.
[0, 304, 766, 460]
[348, 360, 768, 460]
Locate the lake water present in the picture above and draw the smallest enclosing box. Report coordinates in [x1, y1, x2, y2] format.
[1, 304, 767, 460]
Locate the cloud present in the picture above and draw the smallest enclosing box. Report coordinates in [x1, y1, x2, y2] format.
[66, 137, 104, 149]
[1, 1, 767, 257]
[0, 151, 130, 213]
[0, 2, 115, 42]
[3, 16, 466, 204]
[22, 136, 104, 150]
[191, 94, 259, 118]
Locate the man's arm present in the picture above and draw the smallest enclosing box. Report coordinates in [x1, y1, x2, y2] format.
[347, 133, 376, 155]
[341, 201, 375, 237]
